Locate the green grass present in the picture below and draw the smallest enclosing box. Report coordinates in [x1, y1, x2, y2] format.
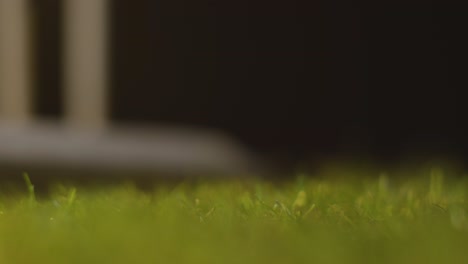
[1, 168, 468, 264]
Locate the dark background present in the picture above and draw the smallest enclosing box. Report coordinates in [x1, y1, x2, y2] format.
[32, 0, 467, 167]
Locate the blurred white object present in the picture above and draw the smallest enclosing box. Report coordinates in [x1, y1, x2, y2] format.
[0, 121, 256, 174]
[63, 0, 109, 129]
[0, 0, 32, 123]
[0, 0, 257, 175]
[1, 0, 108, 128]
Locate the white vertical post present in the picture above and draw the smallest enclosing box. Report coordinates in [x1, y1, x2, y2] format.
[63, 0, 109, 129]
[0, 0, 32, 123]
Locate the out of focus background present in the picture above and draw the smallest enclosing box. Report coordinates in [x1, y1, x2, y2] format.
[1, 0, 466, 179]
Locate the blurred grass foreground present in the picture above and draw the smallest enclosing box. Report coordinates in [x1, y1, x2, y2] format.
[1, 169, 468, 264]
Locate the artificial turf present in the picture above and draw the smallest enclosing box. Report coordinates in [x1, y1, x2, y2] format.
[1, 168, 468, 264]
